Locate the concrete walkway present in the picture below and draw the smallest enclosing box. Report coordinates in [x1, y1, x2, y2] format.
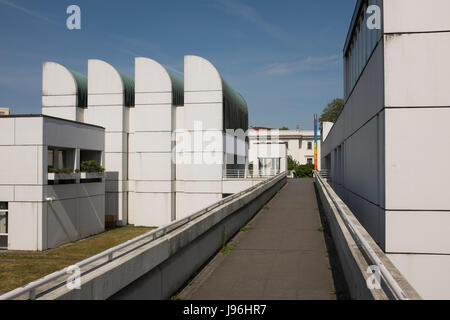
[179, 179, 336, 300]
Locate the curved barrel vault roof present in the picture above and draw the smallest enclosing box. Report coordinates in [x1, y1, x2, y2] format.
[135, 57, 184, 106]
[184, 55, 248, 131]
[88, 59, 135, 107]
[42, 61, 87, 108]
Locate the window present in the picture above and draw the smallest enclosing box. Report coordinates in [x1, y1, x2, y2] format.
[307, 158, 313, 165]
[344, 0, 383, 98]
[47, 147, 74, 171]
[307, 142, 312, 150]
[258, 158, 281, 176]
[0, 202, 8, 249]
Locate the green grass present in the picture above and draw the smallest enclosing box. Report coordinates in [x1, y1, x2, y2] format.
[263, 205, 270, 210]
[240, 219, 255, 232]
[0, 226, 154, 294]
[317, 226, 324, 232]
[221, 243, 234, 255]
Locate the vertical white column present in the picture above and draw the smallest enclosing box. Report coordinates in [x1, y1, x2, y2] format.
[181, 56, 224, 218]
[42, 62, 85, 122]
[85, 59, 131, 226]
[131, 57, 177, 226]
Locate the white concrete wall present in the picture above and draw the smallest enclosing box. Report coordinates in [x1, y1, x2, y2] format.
[0, 116, 105, 250]
[321, 0, 450, 298]
[130, 58, 175, 226]
[382, 1, 450, 299]
[321, 39, 385, 247]
[384, 0, 450, 34]
[85, 59, 130, 225]
[180, 56, 225, 218]
[321, 122, 333, 142]
[42, 62, 84, 122]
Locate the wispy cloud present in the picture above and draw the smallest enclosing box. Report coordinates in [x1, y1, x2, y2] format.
[112, 35, 169, 61]
[261, 55, 341, 76]
[0, 0, 58, 24]
[113, 39, 183, 77]
[215, 0, 291, 44]
[164, 65, 183, 77]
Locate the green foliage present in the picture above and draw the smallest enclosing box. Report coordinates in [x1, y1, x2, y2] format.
[80, 160, 105, 173]
[287, 155, 297, 171]
[48, 167, 74, 174]
[279, 126, 289, 130]
[296, 164, 315, 178]
[319, 98, 344, 123]
[287, 156, 315, 178]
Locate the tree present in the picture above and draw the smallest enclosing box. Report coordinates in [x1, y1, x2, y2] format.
[319, 98, 344, 123]
[279, 126, 289, 130]
[287, 155, 314, 178]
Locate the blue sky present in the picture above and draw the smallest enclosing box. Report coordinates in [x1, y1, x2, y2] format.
[0, 0, 356, 130]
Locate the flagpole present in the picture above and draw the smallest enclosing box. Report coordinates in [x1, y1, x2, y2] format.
[314, 114, 318, 171]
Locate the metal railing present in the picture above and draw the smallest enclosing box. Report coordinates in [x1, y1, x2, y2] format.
[223, 169, 250, 179]
[318, 169, 329, 179]
[0, 172, 285, 300]
[314, 171, 409, 300]
[223, 169, 281, 179]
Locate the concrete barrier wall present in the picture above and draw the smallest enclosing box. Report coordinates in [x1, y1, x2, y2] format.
[314, 175, 421, 300]
[42, 173, 286, 300]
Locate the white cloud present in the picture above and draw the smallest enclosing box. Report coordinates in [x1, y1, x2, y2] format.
[215, 0, 291, 44]
[262, 55, 341, 75]
[0, 0, 58, 24]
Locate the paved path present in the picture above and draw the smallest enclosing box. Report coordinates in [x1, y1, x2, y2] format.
[179, 179, 336, 300]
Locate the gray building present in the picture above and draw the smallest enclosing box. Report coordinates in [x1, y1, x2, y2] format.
[321, 0, 450, 299]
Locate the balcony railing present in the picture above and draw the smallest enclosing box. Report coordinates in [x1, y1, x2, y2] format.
[223, 169, 281, 179]
[47, 172, 104, 185]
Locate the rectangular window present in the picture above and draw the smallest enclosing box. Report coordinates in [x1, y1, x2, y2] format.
[307, 142, 312, 150]
[47, 147, 74, 171]
[258, 158, 280, 176]
[0, 202, 7, 234]
[0, 202, 8, 249]
[307, 158, 313, 165]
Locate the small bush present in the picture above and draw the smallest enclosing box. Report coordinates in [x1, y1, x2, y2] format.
[295, 163, 314, 178]
[288, 156, 314, 178]
[48, 167, 74, 174]
[80, 160, 105, 173]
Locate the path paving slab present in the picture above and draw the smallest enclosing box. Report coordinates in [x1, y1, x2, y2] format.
[179, 179, 336, 300]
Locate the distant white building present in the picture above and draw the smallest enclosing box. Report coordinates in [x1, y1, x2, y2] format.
[0, 115, 105, 250]
[248, 127, 321, 177]
[0, 107, 9, 115]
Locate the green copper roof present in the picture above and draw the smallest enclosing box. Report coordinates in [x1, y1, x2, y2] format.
[118, 71, 135, 107]
[221, 77, 248, 131]
[69, 70, 87, 108]
[168, 72, 184, 106]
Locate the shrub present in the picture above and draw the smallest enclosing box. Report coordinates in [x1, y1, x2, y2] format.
[287, 156, 314, 178]
[295, 163, 315, 178]
[80, 160, 105, 173]
[48, 167, 74, 174]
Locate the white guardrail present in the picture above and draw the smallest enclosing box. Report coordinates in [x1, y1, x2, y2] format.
[0, 173, 285, 300]
[223, 169, 281, 179]
[314, 171, 409, 300]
